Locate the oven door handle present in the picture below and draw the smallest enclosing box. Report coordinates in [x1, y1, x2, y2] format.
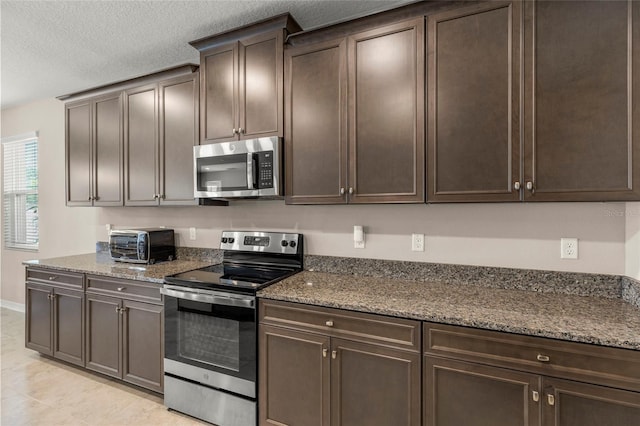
[160, 286, 255, 308]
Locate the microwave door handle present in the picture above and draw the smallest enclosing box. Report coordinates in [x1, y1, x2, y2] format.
[246, 153, 254, 190]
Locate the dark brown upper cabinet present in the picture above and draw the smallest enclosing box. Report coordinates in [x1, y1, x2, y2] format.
[523, 0, 640, 201]
[427, 1, 521, 202]
[124, 72, 199, 206]
[190, 14, 301, 144]
[66, 92, 123, 206]
[285, 18, 425, 204]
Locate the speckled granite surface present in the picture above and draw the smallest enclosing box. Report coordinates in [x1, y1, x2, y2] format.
[304, 255, 622, 298]
[259, 271, 640, 351]
[23, 252, 215, 284]
[623, 277, 640, 310]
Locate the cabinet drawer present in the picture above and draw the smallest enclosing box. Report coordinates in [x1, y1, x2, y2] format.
[424, 323, 640, 393]
[86, 275, 161, 303]
[26, 267, 84, 289]
[259, 299, 420, 352]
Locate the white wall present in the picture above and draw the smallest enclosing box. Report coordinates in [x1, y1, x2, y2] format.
[1, 99, 96, 305]
[0, 98, 633, 306]
[625, 202, 640, 280]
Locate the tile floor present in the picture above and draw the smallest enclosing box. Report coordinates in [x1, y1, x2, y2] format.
[1, 308, 208, 425]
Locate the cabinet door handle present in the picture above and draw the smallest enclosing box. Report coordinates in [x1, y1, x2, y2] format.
[117, 287, 126, 292]
[513, 181, 521, 190]
[325, 320, 334, 327]
[547, 393, 555, 406]
[331, 350, 337, 359]
[348, 187, 354, 195]
[93, 196, 99, 201]
[88, 196, 93, 201]
[322, 348, 327, 358]
[526, 181, 535, 194]
[340, 187, 345, 195]
[232, 128, 237, 135]
[115, 306, 120, 313]
[239, 128, 244, 134]
[536, 354, 550, 362]
[532, 390, 539, 402]
[47, 294, 53, 300]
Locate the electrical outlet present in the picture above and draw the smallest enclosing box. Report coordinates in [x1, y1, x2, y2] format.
[189, 227, 197, 241]
[561, 238, 578, 259]
[412, 234, 425, 252]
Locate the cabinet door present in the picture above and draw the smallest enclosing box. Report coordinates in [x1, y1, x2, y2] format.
[428, 2, 521, 202]
[93, 92, 123, 206]
[85, 293, 121, 378]
[424, 356, 540, 426]
[239, 30, 283, 139]
[201, 42, 237, 143]
[52, 287, 84, 366]
[124, 84, 159, 206]
[348, 18, 425, 203]
[331, 338, 421, 426]
[65, 100, 93, 206]
[159, 74, 198, 206]
[542, 377, 640, 426]
[285, 39, 348, 204]
[122, 299, 163, 392]
[25, 283, 53, 355]
[259, 325, 330, 426]
[524, 0, 640, 201]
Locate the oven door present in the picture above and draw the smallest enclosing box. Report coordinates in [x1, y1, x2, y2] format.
[161, 285, 257, 398]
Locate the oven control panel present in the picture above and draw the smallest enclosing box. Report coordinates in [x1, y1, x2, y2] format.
[220, 231, 302, 255]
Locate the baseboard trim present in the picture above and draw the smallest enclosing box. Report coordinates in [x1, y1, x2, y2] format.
[1, 299, 25, 313]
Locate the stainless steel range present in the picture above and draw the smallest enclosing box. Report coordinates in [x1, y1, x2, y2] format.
[161, 230, 303, 426]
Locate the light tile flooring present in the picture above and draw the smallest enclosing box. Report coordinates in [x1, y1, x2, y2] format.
[1, 308, 208, 425]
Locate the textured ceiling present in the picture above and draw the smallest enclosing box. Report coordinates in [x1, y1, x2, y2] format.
[0, 0, 414, 109]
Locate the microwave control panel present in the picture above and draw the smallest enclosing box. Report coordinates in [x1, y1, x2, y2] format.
[257, 151, 273, 189]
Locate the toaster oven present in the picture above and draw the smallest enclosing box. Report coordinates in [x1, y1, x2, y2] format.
[109, 228, 175, 264]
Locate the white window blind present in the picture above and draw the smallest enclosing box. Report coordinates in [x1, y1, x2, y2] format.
[2, 132, 39, 250]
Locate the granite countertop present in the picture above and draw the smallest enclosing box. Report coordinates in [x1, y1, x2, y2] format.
[258, 270, 640, 351]
[23, 252, 214, 284]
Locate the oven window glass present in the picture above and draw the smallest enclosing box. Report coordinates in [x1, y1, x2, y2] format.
[196, 154, 248, 192]
[179, 309, 240, 371]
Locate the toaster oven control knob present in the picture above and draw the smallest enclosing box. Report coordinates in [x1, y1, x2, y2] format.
[289, 241, 297, 248]
[281, 240, 289, 247]
[221, 237, 228, 244]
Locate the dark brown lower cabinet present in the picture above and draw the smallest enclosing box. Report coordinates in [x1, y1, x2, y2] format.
[424, 322, 640, 426]
[85, 291, 163, 393]
[25, 271, 84, 367]
[424, 357, 540, 426]
[259, 299, 421, 426]
[543, 378, 640, 426]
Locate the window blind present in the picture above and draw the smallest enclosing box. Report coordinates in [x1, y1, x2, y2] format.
[2, 132, 39, 250]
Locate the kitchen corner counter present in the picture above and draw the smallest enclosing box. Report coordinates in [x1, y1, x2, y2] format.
[258, 270, 640, 351]
[23, 252, 214, 284]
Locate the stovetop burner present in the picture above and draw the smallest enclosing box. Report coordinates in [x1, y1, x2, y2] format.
[164, 231, 304, 295]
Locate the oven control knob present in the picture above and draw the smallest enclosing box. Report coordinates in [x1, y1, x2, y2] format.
[228, 237, 235, 244]
[221, 237, 228, 244]
[281, 240, 289, 247]
[289, 241, 297, 248]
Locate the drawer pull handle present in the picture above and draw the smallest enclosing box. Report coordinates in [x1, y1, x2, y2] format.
[536, 354, 550, 362]
[331, 350, 337, 359]
[532, 391, 539, 402]
[322, 348, 327, 358]
[547, 393, 555, 406]
[325, 320, 334, 327]
[48, 276, 57, 281]
[117, 287, 126, 292]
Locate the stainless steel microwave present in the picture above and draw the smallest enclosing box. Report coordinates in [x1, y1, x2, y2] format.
[194, 137, 282, 199]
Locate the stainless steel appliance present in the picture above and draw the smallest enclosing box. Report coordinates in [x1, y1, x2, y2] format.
[194, 137, 282, 199]
[162, 230, 303, 426]
[109, 228, 175, 264]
